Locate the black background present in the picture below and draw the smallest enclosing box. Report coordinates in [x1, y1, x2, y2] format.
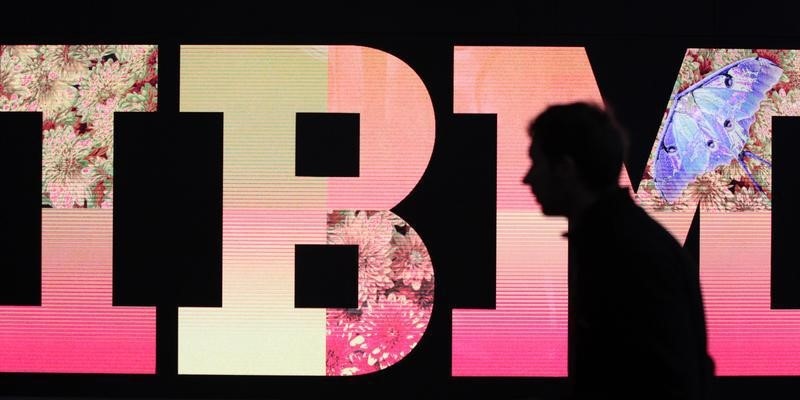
[2, 1, 800, 398]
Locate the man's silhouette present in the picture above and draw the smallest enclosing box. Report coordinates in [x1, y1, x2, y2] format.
[523, 102, 715, 399]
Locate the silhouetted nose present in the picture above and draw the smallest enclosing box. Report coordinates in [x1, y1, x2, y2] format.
[523, 168, 534, 186]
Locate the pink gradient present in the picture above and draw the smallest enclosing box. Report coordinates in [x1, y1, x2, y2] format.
[327, 46, 435, 210]
[452, 47, 601, 376]
[0, 210, 155, 373]
[701, 212, 800, 375]
[453, 213, 568, 376]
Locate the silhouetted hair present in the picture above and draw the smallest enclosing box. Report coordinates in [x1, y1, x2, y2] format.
[528, 102, 629, 191]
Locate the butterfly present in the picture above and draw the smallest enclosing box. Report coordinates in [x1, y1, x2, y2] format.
[653, 56, 782, 204]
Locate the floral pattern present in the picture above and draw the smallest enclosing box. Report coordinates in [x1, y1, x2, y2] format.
[0, 45, 157, 208]
[639, 49, 800, 212]
[326, 210, 434, 375]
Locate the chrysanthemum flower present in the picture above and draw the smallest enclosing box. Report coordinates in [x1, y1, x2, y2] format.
[328, 211, 396, 307]
[42, 125, 96, 208]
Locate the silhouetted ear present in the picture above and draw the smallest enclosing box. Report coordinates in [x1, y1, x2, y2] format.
[555, 155, 579, 182]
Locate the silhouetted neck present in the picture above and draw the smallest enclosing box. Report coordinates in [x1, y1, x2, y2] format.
[565, 185, 630, 238]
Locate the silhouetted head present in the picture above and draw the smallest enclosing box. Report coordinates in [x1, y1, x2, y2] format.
[523, 102, 628, 217]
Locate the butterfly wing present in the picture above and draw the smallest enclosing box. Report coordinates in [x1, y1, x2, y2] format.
[654, 57, 782, 203]
[654, 103, 710, 203]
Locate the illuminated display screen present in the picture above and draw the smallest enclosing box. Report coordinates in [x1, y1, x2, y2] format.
[1, 41, 800, 397]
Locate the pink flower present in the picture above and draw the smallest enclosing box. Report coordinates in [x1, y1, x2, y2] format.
[391, 230, 433, 291]
[326, 329, 373, 376]
[326, 213, 433, 374]
[21, 55, 78, 118]
[686, 172, 734, 212]
[326, 308, 375, 376]
[42, 125, 96, 208]
[41, 45, 90, 84]
[328, 211, 396, 307]
[326, 292, 431, 374]
[77, 60, 135, 123]
[361, 293, 428, 370]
